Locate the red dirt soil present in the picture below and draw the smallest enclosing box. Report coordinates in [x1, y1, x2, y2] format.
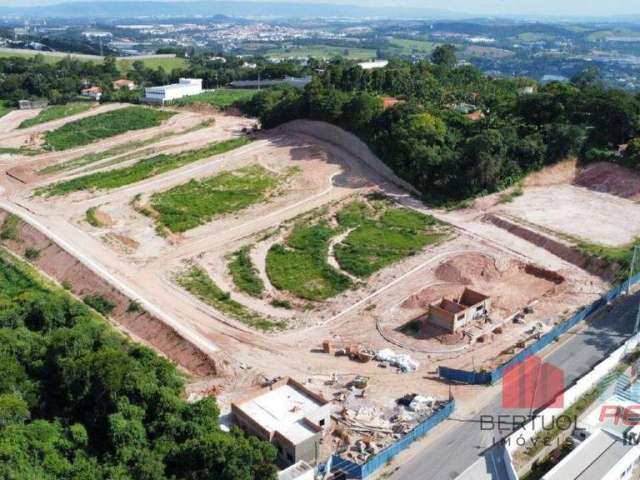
[403, 253, 563, 318]
[574, 162, 640, 200]
[0, 209, 228, 377]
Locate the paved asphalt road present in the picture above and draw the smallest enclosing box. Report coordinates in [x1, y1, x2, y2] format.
[390, 291, 639, 480]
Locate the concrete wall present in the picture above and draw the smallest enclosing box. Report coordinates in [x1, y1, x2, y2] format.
[505, 332, 640, 455]
[278, 120, 420, 195]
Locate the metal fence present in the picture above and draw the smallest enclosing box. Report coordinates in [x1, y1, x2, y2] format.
[331, 400, 455, 479]
[439, 273, 640, 385]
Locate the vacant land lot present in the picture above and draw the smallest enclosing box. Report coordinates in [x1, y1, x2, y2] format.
[267, 220, 352, 301]
[40, 137, 251, 195]
[497, 184, 640, 247]
[150, 164, 285, 233]
[387, 38, 436, 55]
[19, 103, 93, 129]
[43, 106, 175, 151]
[176, 264, 285, 331]
[335, 201, 447, 277]
[169, 89, 259, 109]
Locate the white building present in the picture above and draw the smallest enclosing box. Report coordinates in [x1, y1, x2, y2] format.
[143, 78, 203, 105]
[543, 394, 640, 480]
[358, 60, 389, 70]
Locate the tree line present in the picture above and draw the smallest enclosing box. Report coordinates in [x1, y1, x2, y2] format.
[0, 251, 277, 480]
[243, 46, 640, 203]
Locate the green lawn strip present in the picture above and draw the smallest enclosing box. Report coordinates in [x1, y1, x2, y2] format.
[169, 89, 259, 109]
[150, 164, 278, 233]
[0, 214, 22, 241]
[575, 239, 638, 282]
[19, 103, 92, 129]
[334, 204, 447, 278]
[39, 119, 215, 175]
[176, 264, 284, 331]
[228, 246, 265, 297]
[42, 106, 175, 151]
[266, 222, 352, 301]
[38, 136, 251, 196]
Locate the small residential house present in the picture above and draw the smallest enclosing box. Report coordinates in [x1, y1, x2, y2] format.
[80, 86, 103, 101]
[426, 288, 491, 333]
[113, 79, 136, 90]
[232, 377, 331, 467]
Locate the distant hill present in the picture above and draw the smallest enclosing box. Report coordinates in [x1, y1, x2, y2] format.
[0, 1, 470, 20]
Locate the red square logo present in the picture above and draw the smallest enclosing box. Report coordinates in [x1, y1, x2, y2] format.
[502, 356, 564, 409]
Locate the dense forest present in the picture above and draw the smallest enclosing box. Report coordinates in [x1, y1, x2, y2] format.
[244, 46, 640, 203]
[0, 249, 277, 479]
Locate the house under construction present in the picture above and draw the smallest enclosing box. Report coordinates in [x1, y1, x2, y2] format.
[425, 288, 491, 333]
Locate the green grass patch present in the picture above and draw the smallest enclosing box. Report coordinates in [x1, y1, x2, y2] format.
[42, 106, 175, 151]
[576, 239, 638, 282]
[228, 246, 265, 297]
[38, 136, 251, 196]
[176, 265, 285, 331]
[85, 207, 102, 227]
[0, 100, 13, 119]
[334, 203, 447, 277]
[0, 214, 21, 241]
[150, 164, 279, 233]
[266, 222, 352, 301]
[388, 38, 436, 55]
[169, 89, 259, 109]
[265, 45, 376, 60]
[19, 102, 92, 129]
[498, 184, 524, 204]
[116, 56, 188, 72]
[83, 293, 116, 316]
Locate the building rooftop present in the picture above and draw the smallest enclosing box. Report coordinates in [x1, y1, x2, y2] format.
[545, 429, 633, 480]
[278, 460, 313, 480]
[235, 381, 326, 444]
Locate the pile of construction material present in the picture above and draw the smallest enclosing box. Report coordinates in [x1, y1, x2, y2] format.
[332, 394, 444, 464]
[321, 341, 419, 372]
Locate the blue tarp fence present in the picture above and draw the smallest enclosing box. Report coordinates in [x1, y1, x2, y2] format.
[331, 400, 455, 479]
[439, 272, 640, 385]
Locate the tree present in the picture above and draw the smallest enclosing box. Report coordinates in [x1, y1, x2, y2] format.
[431, 44, 457, 69]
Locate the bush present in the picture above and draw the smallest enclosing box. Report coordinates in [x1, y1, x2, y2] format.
[83, 294, 117, 316]
[24, 248, 40, 261]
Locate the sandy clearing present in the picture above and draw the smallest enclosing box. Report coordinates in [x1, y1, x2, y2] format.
[0, 103, 126, 149]
[0, 108, 42, 133]
[497, 184, 640, 247]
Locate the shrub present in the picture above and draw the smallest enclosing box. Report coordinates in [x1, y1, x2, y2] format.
[24, 248, 40, 261]
[83, 294, 117, 316]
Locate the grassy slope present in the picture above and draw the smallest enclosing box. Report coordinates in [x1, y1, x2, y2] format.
[265, 45, 376, 60]
[40, 137, 251, 196]
[169, 89, 259, 108]
[43, 106, 174, 151]
[334, 202, 446, 277]
[0, 100, 13, 119]
[228, 246, 265, 298]
[19, 103, 92, 129]
[151, 164, 279, 233]
[0, 49, 188, 72]
[266, 222, 352, 301]
[176, 265, 284, 331]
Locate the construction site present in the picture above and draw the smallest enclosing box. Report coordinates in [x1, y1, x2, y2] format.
[0, 103, 631, 477]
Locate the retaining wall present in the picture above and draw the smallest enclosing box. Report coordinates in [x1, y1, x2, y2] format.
[278, 119, 420, 195]
[331, 400, 455, 479]
[439, 272, 640, 385]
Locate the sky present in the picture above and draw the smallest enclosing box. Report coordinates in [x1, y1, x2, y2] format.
[0, 0, 637, 17]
